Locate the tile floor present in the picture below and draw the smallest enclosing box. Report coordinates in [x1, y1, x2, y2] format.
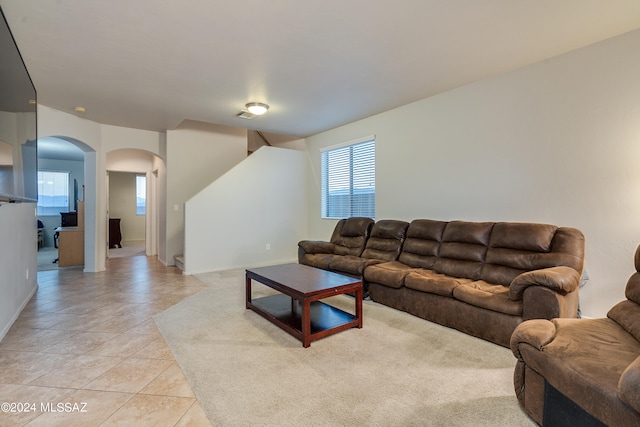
[0, 256, 213, 426]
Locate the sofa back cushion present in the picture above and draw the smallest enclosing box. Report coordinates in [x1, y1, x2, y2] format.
[361, 220, 409, 261]
[607, 244, 640, 341]
[398, 219, 447, 269]
[331, 217, 374, 256]
[629, 244, 640, 305]
[608, 299, 640, 343]
[433, 221, 493, 280]
[481, 224, 584, 286]
[481, 223, 556, 286]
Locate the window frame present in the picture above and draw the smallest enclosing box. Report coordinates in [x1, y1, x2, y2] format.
[136, 174, 146, 216]
[37, 169, 70, 216]
[320, 136, 375, 219]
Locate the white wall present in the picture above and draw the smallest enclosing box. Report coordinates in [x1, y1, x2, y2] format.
[247, 130, 307, 152]
[155, 151, 166, 260]
[165, 120, 247, 265]
[106, 149, 156, 172]
[0, 202, 38, 340]
[306, 29, 640, 318]
[102, 125, 163, 154]
[184, 146, 308, 274]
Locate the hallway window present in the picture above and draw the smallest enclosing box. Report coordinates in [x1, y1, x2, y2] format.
[37, 170, 69, 215]
[136, 175, 146, 215]
[321, 137, 375, 219]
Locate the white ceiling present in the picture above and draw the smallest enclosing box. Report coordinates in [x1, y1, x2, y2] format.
[2, 0, 640, 138]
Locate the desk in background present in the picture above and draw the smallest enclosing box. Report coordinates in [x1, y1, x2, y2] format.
[55, 226, 84, 267]
[56, 201, 84, 267]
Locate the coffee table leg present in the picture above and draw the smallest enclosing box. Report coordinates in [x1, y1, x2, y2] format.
[245, 274, 251, 308]
[356, 286, 363, 328]
[302, 299, 311, 348]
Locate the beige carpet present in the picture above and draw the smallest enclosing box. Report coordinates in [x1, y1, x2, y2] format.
[154, 268, 535, 426]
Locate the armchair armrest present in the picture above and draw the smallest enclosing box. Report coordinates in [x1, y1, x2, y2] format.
[509, 266, 580, 301]
[510, 319, 557, 360]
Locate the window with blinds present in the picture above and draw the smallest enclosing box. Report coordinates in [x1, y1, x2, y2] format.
[136, 175, 146, 216]
[37, 170, 69, 216]
[321, 138, 375, 219]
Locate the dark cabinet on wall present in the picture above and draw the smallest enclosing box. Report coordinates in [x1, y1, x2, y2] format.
[109, 218, 122, 248]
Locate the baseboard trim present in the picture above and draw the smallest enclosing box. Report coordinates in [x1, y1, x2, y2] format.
[183, 258, 298, 276]
[0, 283, 38, 342]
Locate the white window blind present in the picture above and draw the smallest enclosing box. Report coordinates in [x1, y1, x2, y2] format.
[37, 170, 69, 216]
[136, 175, 146, 215]
[321, 139, 375, 219]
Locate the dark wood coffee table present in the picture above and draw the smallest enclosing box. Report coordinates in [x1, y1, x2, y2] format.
[246, 263, 363, 347]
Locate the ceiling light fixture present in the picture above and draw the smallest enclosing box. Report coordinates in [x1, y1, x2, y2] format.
[245, 102, 269, 116]
[74, 106, 86, 113]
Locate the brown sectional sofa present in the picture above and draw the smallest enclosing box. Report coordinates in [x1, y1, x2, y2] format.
[299, 217, 585, 348]
[510, 245, 640, 426]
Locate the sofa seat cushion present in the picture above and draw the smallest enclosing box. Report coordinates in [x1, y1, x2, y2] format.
[404, 269, 472, 297]
[329, 255, 383, 276]
[520, 318, 640, 388]
[363, 261, 412, 289]
[452, 280, 523, 316]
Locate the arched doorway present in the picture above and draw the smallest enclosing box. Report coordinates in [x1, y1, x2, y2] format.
[36, 136, 96, 271]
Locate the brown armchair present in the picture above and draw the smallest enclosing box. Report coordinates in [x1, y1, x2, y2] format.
[511, 244, 640, 425]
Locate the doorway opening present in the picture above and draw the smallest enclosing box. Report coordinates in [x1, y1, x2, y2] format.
[106, 149, 162, 260]
[36, 136, 89, 271]
[107, 171, 146, 258]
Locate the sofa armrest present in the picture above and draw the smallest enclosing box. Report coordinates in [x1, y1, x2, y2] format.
[618, 355, 640, 414]
[509, 266, 581, 301]
[298, 240, 335, 255]
[298, 240, 335, 264]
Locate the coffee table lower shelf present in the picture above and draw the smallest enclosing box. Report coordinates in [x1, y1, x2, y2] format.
[249, 294, 359, 346]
